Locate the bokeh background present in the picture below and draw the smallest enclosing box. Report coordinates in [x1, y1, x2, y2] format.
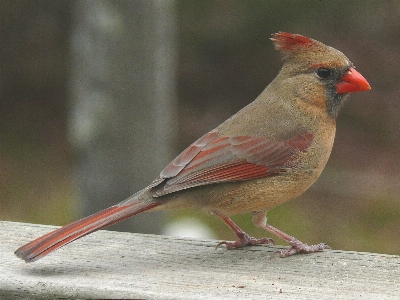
[1, 1, 399, 255]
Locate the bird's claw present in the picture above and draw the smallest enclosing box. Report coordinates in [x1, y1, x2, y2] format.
[216, 236, 274, 250]
[272, 240, 330, 258]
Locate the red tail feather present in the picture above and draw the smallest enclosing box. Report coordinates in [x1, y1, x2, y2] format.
[15, 198, 160, 262]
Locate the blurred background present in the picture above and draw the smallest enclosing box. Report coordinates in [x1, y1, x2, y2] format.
[1, 1, 399, 255]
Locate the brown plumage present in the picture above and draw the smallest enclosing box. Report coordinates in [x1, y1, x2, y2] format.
[15, 32, 370, 262]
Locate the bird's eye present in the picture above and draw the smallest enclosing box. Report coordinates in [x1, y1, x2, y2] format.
[316, 68, 332, 79]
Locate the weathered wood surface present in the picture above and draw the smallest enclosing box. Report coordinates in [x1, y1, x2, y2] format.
[1, 221, 399, 299]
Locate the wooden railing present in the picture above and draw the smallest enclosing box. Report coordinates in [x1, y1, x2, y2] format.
[1, 221, 399, 299]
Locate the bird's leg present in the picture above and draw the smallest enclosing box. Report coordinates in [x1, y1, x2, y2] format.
[252, 211, 330, 257]
[213, 211, 274, 249]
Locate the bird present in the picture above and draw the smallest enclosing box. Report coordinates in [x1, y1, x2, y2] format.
[15, 32, 370, 262]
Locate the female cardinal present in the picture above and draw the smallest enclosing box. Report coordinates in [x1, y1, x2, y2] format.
[15, 32, 370, 262]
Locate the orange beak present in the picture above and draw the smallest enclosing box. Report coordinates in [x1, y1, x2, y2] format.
[336, 67, 371, 94]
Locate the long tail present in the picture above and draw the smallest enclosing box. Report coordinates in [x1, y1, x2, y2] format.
[15, 190, 161, 262]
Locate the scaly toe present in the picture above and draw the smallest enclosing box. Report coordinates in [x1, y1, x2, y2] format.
[216, 236, 274, 250]
[272, 240, 330, 258]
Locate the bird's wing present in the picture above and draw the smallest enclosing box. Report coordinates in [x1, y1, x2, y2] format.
[150, 130, 313, 196]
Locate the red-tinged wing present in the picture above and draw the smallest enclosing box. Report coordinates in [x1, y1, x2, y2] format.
[151, 130, 313, 196]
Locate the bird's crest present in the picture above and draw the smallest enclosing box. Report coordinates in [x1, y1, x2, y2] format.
[271, 32, 323, 58]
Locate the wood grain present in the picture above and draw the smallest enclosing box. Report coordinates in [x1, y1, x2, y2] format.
[1, 221, 399, 299]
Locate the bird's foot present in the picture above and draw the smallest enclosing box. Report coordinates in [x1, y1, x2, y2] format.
[212, 211, 274, 250]
[273, 239, 330, 258]
[216, 234, 274, 250]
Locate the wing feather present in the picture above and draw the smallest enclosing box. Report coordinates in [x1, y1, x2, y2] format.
[151, 131, 313, 196]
